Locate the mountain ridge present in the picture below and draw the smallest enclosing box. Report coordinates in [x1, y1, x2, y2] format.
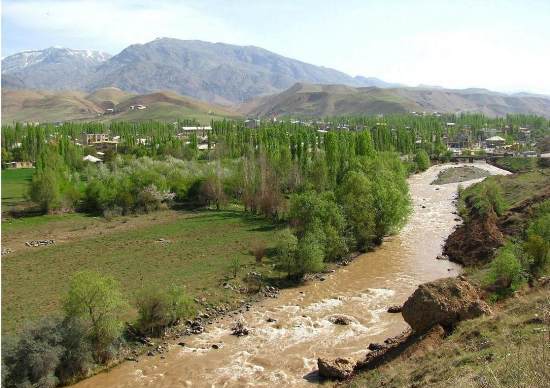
[240, 82, 550, 118]
[1, 39, 398, 104]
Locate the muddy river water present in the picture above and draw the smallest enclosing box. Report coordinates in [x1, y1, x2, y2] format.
[74, 163, 510, 388]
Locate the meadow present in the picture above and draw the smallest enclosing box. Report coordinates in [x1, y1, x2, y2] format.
[1, 209, 281, 334]
[1, 168, 33, 208]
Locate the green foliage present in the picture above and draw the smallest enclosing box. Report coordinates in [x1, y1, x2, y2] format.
[414, 149, 430, 171]
[524, 201, 550, 277]
[2, 318, 93, 388]
[461, 179, 508, 218]
[29, 145, 81, 212]
[484, 243, 524, 295]
[136, 285, 195, 335]
[273, 229, 299, 277]
[63, 271, 127, 358]
[294, 229, 326, 276]
[230, 257, 241, 279]
[288, 191, 347, 261]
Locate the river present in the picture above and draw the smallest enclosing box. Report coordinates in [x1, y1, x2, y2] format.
[74, 163, 510, 388]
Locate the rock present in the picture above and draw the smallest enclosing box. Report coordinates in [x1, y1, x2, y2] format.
[402, 277, 491, 333]
[125, 356, 138, 362]
[177, 342, 186, 347]
[317, 357, 354, 380]
[387, 305, 402, 313]
[211, 344, 220, 349]
[436, 255, 448, 260]
[368, 343, 386, 351]
[231, 321, 249, 336]
[266, 317, 276, 323]
[328, 315, 355, 325]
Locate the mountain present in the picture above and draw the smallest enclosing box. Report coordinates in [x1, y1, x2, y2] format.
[2, 39, 395, 104]
[1, 47, 111, 91]
[1, 88, 239, 124]
[240, 83, 550, 118]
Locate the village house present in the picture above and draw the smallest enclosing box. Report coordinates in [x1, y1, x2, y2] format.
[485, 135, 506, 148]
[4, 161, 34, 169]
[80, 133, 119, 153]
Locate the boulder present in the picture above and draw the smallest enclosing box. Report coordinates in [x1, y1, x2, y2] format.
[367, 343, 386, 351]
[328, 315, 356, 325]
[387, 305, 402, 313]
[402, 277, 491, 333]
[231, 321, 249, 336]
[317, 357, 354, 380]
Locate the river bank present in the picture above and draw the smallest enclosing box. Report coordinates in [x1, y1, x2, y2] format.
[69, 162, 510, 388]
[342, 165, 550, 387]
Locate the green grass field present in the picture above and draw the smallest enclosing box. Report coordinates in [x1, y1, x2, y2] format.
[1, 210, 282, 334]
[1, 168, 34, 208]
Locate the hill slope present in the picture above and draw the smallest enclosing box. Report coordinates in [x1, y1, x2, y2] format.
[241, 83, 550, 117]
[1, 88, 239, 124]
[1, 39, 390, 104]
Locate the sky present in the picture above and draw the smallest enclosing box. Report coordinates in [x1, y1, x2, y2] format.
[2, 0, 550, 94]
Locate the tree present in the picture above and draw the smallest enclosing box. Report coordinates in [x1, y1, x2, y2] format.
[484, 243, 524, 293]
[414, 149, 430, 171]
[273, 229, 298, 277]
[136, 285, 195, 335]
[338, 171, 376, 250]
[294, 230, 325, 276]
[63, 271, 127, 359]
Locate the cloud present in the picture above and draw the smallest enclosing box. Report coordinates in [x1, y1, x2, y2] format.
[2, 0, 247, 53]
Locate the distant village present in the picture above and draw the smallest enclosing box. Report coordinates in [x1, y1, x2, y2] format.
[3, 113, 548, 168]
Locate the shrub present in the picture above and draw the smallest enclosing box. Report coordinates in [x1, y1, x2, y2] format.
[294, 230, 325, 276]
[524, 206, 550, 277]
[136, 285, 195, 335]
[63, 271, 127, 360]
[250, 242, 267, 263]
[484, 243, 524, 294]
[414, 149, 431, 172]
[230, 257, 241, 279]
[273, 229, 298, 277]
[2, 318, 64, 388]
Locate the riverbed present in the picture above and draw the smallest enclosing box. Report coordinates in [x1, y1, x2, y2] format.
[73, 162, 510, 388]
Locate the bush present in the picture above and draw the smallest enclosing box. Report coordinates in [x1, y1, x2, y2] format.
[63, 271, 127, 360]
[414, 149, 431, 172]
[2, 318, 63, 388]
[524, 205, 550, 277]
[484, 243, 524, 294]
[2, 318, 93, 388]
[273, 229, 298, 277]
[463, 179, 507, 218]
[136, 285, 195, 335]
[294, 230, 325, 276]
[250, 242, 267, 263]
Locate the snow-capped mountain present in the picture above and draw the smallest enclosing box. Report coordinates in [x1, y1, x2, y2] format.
[1, 47, 111, 90]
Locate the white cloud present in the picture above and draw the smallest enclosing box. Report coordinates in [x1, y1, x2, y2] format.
[2, 0, 247, 53]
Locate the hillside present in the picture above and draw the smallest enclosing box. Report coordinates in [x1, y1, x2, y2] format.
[1, 88, 240, 124]
[1, 39, 392, 104]
[241, 83, 550, 117]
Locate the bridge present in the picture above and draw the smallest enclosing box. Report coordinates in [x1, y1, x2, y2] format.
[449, 154, 510, 163]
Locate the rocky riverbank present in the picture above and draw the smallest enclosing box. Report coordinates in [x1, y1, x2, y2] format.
[335, 167, 550, 387]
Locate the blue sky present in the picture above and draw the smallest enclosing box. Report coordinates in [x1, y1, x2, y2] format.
[2, 0, 550, 94]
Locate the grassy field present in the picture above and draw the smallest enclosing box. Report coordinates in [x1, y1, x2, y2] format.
[491, 157, 538, 173]
[1, 168, 34, 208]
[1, 209, 282, 334]
[344, 288, 550, 388]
